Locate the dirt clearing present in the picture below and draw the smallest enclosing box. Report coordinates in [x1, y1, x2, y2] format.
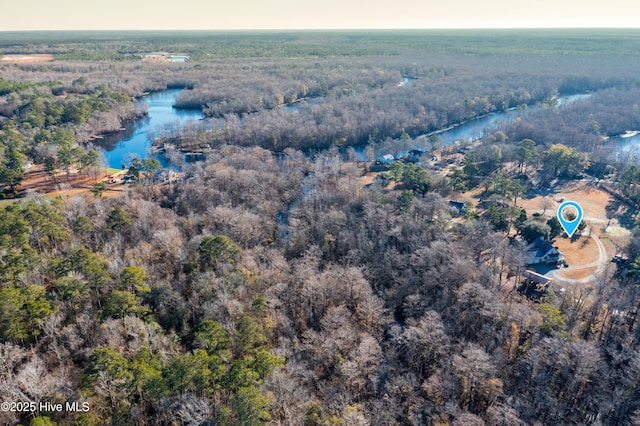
[519, 180, 631, 263]
[554, 233, 600, 266]
[1, 54, 55, 63]
[518, 181, 613, 225]
[13, 165, 125, 200]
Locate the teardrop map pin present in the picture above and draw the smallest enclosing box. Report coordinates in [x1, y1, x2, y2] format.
[557, 200, 583, 238]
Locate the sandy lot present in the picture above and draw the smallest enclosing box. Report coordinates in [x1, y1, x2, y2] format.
[14, 165, 125, 200]
[554, 233, 600, 265]
[519, 181, 615, 226]
[518, 181, 632, 285]
[1, 54, 55, 63]
[518, 180, 631, 245]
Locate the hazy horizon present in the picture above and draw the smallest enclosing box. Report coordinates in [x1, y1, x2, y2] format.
[4, 0, 638, 31]
[1, 27, 640, 33]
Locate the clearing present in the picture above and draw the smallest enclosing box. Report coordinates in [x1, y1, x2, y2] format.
[519, 180, 630, 286]
[10, 165, 125, 200]
[457, 179, 631, 286]
[1, 54, 54, 63]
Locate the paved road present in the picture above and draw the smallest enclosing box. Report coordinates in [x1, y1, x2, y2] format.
[546, 228, 608, 285]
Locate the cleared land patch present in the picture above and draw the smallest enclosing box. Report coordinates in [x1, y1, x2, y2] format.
[14, 165, 124, 199]
[554, 233, 600, 266]
[1, 54, 54, 62]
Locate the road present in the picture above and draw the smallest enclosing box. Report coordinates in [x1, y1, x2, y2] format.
[546, 228, 609, 285]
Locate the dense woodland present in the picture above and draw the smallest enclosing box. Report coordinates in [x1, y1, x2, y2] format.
[2, 30, 640, 425]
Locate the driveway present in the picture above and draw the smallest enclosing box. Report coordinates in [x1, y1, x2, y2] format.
[546, 228, 608, 285]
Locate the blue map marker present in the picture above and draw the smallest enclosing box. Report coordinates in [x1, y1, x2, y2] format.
[557, 200, 583, 238]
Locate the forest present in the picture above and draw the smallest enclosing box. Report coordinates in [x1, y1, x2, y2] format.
[2, 30, 640, 425]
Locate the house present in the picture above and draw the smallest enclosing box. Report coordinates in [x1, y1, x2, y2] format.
[184, 152, 206, 163]
[612, 254, 629, 264]
[405, 149, 425, 163]
[169, 55, 190, 63]
[448, 200, 467, 216]
[523, 269, 553, 286]
[379, 154, 395, 164]
[586, 161, 615, 178]
[526, 237, 564, 265]
[519, 269, 553, 299]
[369, 161, 390, 172]
[153, 169, 180, 184]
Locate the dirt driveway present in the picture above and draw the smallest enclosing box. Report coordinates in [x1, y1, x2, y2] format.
[547, 228, 609, 285]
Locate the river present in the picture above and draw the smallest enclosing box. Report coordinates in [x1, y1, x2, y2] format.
[96, 89, 204, 169]
[98, 89, 591, 168]
[418, 93, 591, 148]
[611, 131, 640, 160]
[358, 93, 591, 162]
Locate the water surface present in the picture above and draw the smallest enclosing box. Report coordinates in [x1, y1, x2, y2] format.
[97, 89, 204, 168]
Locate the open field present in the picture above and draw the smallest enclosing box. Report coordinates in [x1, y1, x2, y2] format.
[0, 53, 54, 62]
[554, 232, 601, 266]
[518, 180, 632, 241]
[519, 180, 616, 226]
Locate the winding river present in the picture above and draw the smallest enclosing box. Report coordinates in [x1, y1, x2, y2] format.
[98, 89, 591, 168]
[423, 93, 591, 146]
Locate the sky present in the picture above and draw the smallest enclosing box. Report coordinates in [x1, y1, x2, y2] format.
[2, 0, 639, 31]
